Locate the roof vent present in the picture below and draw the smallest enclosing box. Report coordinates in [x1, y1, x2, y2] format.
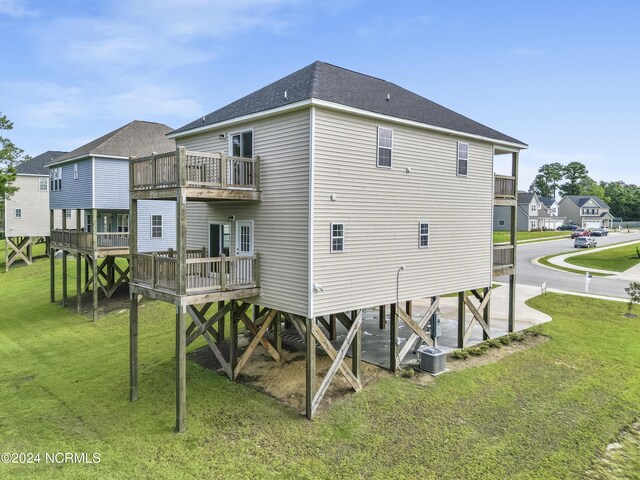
[202, 116, 206, 123]
[284, 90, 288, 100]
[386, 94, 390, 101]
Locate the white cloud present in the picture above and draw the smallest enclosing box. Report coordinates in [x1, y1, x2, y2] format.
[0, 0, 37, 17]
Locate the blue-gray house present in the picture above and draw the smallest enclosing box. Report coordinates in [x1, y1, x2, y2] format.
[48, 120, 177, 320]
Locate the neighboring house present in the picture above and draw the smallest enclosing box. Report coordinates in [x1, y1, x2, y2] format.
[558, 195, 614, 228]
[494, 192, 565, 231]
[127, 61, 526, 428]
[47, 120, 176, 320]
[3, 151, 68, 270]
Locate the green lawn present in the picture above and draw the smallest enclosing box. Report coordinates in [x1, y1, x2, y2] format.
[1, 244, 640, 478]
[565, 241, 640, 272]
[493, 231, 569, 244]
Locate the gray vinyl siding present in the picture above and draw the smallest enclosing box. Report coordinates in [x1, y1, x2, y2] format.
[177, 110, 310, 316]
[94, 157, 130, 210]
[558, 198, 581, 225]
[49, 158, 93, 209]
[137, 200, 177, 252]
[493, 206, 510, 231]
[312, 108, 494, 316]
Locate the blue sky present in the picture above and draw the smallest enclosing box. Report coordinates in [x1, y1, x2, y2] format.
[1, 0, 638, 189]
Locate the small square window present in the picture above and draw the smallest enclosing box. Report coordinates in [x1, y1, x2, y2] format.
[498, 220, 506, 226]
[419, 222, 429, 248]
[377, 127, 393, 168]
[457, 142, 468, 176]
[15, 208, 22, 219]
[66, 210, 72, 219]
[331, 223, 344, 253]
[151, 215, 163, 239]
[39, 178, 48, 191]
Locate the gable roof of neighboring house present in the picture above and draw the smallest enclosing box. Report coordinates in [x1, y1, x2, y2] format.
[562, 195, 610, 209]
[171, 61, 527, 147]
[48, 121, 175, 166]
[15, 151, 67, 175]
[517, 192, 537, 205]
[538, 196, 557, 208]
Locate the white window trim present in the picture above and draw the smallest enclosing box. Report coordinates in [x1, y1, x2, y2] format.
[39, 177, 48, 191]
[330, 222, 345, 253]
[15, 208, 22, 219]
[151, 214, 163, 239]
[376, 126, 393, 168]
[228, 128, 255, 158]
[74, 163, 78, 180]
[457, 142, 469, 177]
[419, 221, 429, 248]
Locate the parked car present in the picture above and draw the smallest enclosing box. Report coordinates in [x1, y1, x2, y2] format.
[574, 236, 597, 248]
[590, 228, 609, 237]
[571, 228, 591, 238]
[558, 225, 578, 231]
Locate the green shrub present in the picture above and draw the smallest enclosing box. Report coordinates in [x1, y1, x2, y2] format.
[468, 345, 489, 356]
[499, 336, 512, 346]
[528, 324, 544, 336]
[451, 349, 469, 360]
[508, 332, 526, 342]
[401, 367, 415, 378]
[486, 338, 502, 349]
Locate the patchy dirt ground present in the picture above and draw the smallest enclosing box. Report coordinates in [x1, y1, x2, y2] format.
[190, 331, 548, 415]
[61, 286, 131, 316]
[585, 421, 640, 479]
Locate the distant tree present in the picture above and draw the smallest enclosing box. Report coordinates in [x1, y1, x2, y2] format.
[529, 162, 564, 198]
[1, 113, 29, 201]
[559, 162, 590, 196]
[580, 177, 608, 201]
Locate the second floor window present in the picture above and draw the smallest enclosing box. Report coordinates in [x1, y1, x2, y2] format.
[74, 164, 78, 180]
[377, 127, 393, 167]
[331, 223, 344, 253]
[15, 208, 22, 219]
[39, 178, 48, 191]
[151, 215, 163, 238]
[419, 222, 429, 248]
[231, 131, 253, 158]
[457, 142, 468, 176]
[50, 167, 62, 191]
[117, 214, 129, 233]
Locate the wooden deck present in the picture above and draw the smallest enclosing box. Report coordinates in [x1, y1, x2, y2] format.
[494, 174, 517, 205]
[493, 244, 515, 276]
[51, 229, 129, 254]
[130, 251, 260, 304]
[130, 148, 260, 201]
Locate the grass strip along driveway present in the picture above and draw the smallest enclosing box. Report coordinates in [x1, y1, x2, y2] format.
[565, 241, 640, 272]
[494, 231, 569, 244]
[0, 244, 639, 478]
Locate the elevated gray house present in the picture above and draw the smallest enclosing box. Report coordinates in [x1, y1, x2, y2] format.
[126, 61, 526, 429]
[48, 120, 177, 320]
[3, 151, 67, 270]
[558, 195, 614, 228]
[494, 192, 565, 231]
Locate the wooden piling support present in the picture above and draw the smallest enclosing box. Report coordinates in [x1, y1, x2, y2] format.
[217, 300, 225, 342]
[175, 304, 186, 433]
[483, 286, 491, 340]
[457, 292, 465, 348]
[229, 301, 238, 380]
[508, 274, 516, 332]
[274, 311, 282, 354]
[49, 210, 55, 303]
[130, 293, 139, 402]
[305, 316, 316, 419]
[351, 310, 361, 381]
[389, 303, 398, 371]
[379, 304, 386, 329]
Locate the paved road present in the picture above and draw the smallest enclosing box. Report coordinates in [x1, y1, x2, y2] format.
[496, 230, 640, 299]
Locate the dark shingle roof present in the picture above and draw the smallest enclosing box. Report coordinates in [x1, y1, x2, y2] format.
[538, 196, 556, 208]
[517, 192, 536, 204]
[563, 195, 610, 209]
[172, 61, 527, 146]
[16, 151, 67, 175]
[50, 121, 175, 165]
